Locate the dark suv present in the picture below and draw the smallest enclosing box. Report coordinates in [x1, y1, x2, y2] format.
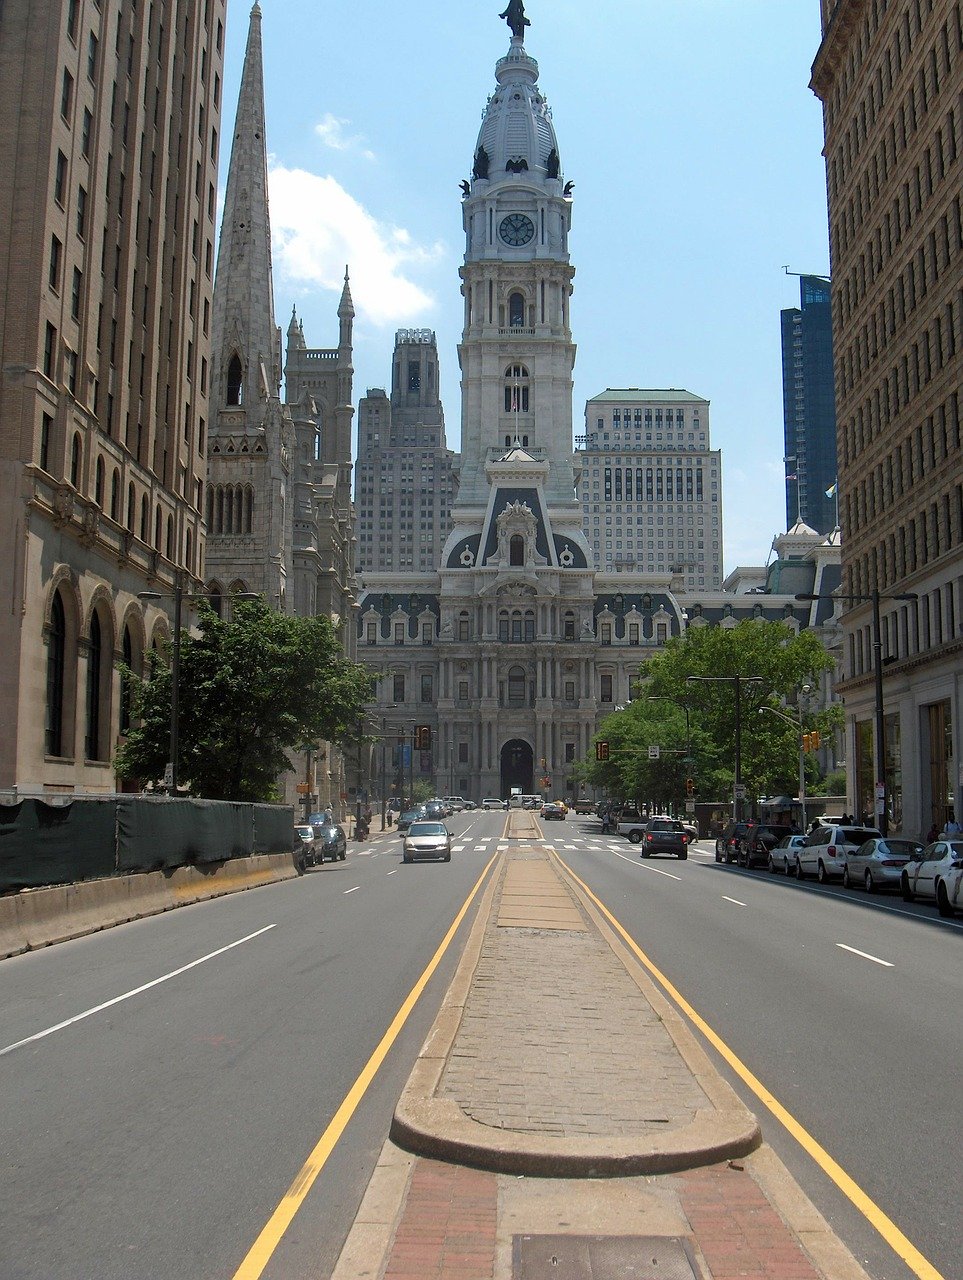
[738, 822, 797, 869]
[715, 821, 750, 864]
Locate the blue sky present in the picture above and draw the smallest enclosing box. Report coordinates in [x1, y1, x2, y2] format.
[222, 1, 830, 573]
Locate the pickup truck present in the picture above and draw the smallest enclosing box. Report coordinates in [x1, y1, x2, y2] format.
[617, 815, 689, 859]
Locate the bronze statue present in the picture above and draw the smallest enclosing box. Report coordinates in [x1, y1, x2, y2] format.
[500, 0, 530, 40]
[473, 146, 490, 180]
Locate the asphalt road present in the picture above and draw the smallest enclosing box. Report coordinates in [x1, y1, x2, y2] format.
[0, 811, 504, 1280]
[2, 811, 959, 1280]
[548, 817, 962, 1280]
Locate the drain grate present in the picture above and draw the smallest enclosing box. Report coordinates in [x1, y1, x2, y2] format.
[513, 1234, 699, 1280]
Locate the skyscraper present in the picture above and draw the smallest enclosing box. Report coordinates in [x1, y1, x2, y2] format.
[0, 0, 224, 793]
[809, 0, 963, 833]
[780, 274, 837, 534]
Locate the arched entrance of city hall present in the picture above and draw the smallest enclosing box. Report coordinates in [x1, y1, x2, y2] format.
[500, 739, 533, 796]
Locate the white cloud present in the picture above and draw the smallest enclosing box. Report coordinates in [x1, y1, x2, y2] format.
[268, 165, 445, 326]
[314, 113, 375, 161]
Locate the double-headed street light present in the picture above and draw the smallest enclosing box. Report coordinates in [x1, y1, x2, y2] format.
[686, 675, 764, 821]
[137, 579, 259, 794]
[796, 590, 918, 836]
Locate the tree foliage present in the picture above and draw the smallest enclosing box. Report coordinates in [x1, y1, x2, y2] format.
[582, 621, 839, 808]
[116, 600, 374, 801]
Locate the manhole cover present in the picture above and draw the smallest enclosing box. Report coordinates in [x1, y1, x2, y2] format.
[513, 1234, 698, 1280]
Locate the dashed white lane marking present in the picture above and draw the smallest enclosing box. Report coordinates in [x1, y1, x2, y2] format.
[343, 886, 360, 895]
[0, 925, 277, 1058]
[723, 895, 748, 907]
[612, 850, 682, 881]
[836, 942, 894, 967]
[386, 869, 398, 876]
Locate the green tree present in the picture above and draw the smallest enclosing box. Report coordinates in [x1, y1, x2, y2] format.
[622, 621, 836, 806]
[116, 600, 374, 801]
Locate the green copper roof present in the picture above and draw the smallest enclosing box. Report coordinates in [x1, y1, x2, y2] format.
[587, 388, 708, 404]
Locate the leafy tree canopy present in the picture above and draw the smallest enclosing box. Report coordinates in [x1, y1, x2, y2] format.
[583, 620, 838, 808]
[116, 600, 374, 802]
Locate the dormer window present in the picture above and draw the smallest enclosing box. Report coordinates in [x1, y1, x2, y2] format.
[510, 534, 524, 566]
[509, 291, 525, 326]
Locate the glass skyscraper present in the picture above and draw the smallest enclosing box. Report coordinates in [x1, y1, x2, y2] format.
[781, 275, 837, 534]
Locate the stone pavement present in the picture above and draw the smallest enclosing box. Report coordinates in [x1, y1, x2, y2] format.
[330, 813, 873, 1280]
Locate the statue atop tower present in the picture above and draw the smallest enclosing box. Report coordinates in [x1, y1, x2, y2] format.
[499, 0, 530, 40]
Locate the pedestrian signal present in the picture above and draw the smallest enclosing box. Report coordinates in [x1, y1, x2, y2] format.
[685, 777, 695, 797]
[414, 725, 432, 750]
[595, 741, 610, 761]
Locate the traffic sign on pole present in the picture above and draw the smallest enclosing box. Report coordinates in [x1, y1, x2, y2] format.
[648, 745, 660, 759]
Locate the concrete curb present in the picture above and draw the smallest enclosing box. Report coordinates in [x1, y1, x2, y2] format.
[0, 853, 299, 959]
[390, 848, 761, 1177]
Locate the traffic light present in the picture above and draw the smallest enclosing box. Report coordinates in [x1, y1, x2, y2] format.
[802, 733, 812, 753]
[685, 777, 695, 797]
[811, 729, 821, 750]
[595, 740, 610, 761]
[414, 725, 431, 750]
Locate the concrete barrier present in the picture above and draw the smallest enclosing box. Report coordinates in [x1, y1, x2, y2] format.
[0, 852, 300, 960]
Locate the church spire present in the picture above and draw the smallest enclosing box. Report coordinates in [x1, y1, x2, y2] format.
[338, 266, 354, 352]
[210, 2, 279, 411]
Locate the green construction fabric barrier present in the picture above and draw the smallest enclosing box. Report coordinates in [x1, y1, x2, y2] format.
[0, 799, 117, 891]
[253, 804, 296, 854]
[116, 798, 253, 872]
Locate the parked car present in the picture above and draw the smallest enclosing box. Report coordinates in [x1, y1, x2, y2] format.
[551, 798, 568, 814]
[424, 800, 448, 820]
[797, 823, 881, 883]
[842, 837, 923, 892]
[402, 820, 452, 863]
[295, 821, 346, 870]
[463, 800, 477, 810]
[900, 839, 963, 915]
[482, 797, 506, 810]
[396, 806, 427, 832]
[738, 822, 797, 869]
[637, 817, 688, 859]
[714, 821, 750, 864]
[768, 833, 807, 874]
[573, 798, 595, 814]
[294, 825, 316, 868]
[444, 796, 466, 812]
[541, 801, 566, 820]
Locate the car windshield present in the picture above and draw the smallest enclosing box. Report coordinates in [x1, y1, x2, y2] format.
[408, 822, 446, 836]
[880, 839, 922, 856]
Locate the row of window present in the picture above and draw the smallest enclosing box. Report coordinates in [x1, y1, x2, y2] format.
[848, 573, 963, 676]
[848, 481, 963, 599]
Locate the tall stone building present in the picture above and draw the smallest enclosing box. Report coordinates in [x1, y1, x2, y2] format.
[0, 0, 224, 795]
[355, 329, 456, 576]
[205, 3, 358, 812]
[780, 274, 837, 534]
[357, 10, 836, 804]
[809, 0, 963, 833]
[577, 389, 723, 589]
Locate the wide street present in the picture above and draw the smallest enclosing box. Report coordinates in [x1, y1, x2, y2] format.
[1, 809, 959, 1280]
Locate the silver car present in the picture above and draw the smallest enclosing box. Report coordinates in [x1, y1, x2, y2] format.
[901, 840, 963, 916]
[842, 837, 922, 892]
[768, 833, 807, 874]
[797, 824, 881, 883]
[402, 820, 452, 863]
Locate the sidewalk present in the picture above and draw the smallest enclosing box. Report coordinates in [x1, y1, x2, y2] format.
[331, 813, 873, 1280]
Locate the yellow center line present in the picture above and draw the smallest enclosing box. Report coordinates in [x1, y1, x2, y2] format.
[231, 852, 499, 1280]
[555, 852, 946, 1280]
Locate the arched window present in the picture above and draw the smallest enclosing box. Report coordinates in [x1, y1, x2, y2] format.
[509, 534, 524, 566]
[70, 433, 82, 487]
[185, 528, 193, 573]
[507, 665, 526, 706]
[85, 611, 102, 759]
[120, 625, 134, 734]
[94, 457, 104, 507]
[216, 486, 224, 533]
[207, 581, 223, 617]
[110, 469, 120, 521]
[206, 486, 214, 530]
[46, 590, 67, 756]
[140, 495, 149, 542]
[245, 485, 254, 533]
[154, 506, 162, 549]
[503, 364, 530, 413]
[226, 353, 243, 405]
[127, 482, 136, 532]
[166, 514, 174, 560]
[314, 429, 321, 461]
[509, 291, 525, 326]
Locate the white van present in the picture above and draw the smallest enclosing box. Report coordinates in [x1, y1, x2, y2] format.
[482, 797, 506, 810]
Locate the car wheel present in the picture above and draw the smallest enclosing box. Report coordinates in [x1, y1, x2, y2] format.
[444, 853, 451, 862]
[865, 870, 875, 894]
[901, 875, 914, 902]
[817, 860, 829, 885]
[842, 866, 851, 889]
[678, 850, 687, 860]
[795, 858, 805, 880]
[937, 883, 954, 917]
[295, 855, 306, 875]
[767, 855, 776, 875]
[340, 850, 346, 860]
[725, 849, 735, 864]
[714, 847, 722, 863]
[628, 830, 643, 844]
[402, 855, 411, 864]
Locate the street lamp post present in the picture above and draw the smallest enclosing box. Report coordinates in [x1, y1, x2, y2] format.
[796, 590, 917, 836]
[758, 684, 812, 832]
[137, 582, 259, 794]
[686, 675, 764, 821]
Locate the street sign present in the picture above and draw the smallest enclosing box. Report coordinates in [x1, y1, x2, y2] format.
[296, 783, 311, 795]
[685, 800, 696, 813]
[875, 782, 885, 798]
[734, 784, 746, 799]
[163, 763, 174, 789]
[648, 745, 660, 759]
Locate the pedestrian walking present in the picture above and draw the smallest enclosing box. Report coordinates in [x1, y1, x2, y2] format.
[944, 811, 962, 836]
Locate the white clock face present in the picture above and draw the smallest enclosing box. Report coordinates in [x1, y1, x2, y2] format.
[499, 213, 535, 246]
